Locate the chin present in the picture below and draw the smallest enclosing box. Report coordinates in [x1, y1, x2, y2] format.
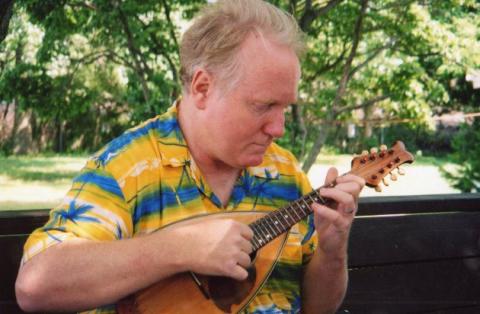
[241, 155, 265, 168]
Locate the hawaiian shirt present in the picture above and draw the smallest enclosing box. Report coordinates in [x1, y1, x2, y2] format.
[22, 104, 317, 314]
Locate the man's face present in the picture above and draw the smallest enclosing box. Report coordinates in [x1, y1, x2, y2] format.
[200, 33, 301, 169]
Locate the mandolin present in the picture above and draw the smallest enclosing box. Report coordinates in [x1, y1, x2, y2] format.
[117, 141, 414, 314]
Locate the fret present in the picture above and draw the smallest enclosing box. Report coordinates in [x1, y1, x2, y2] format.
[313, 189, 326, 204]
[251, 237, 259, 251]
[259, 216, 274, 237]
[276, 209, 290, 228]
[251, 222, 267, 247]
[266, 214, 281, 236]
[261, 215, 276, 235]
[298, 198, 310, 216]
[306, 193, 317, 205]
[253, 226, 263, 250]
[251, 224, 266, 250]
[280, 208, 295, 225]
[256, 219, 272, 243]
[290, 202, 302, 221]
[262, 219, 276, 241]
[295, 199, 305, 222]
[269, 211, 287, 235]
[268, 212, 283, 234]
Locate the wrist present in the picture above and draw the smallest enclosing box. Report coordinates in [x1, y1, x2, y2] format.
[148, 227, 191, 274]
[316, 247, 348, 269]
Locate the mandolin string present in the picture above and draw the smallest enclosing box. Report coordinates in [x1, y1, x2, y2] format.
[248, 176, 344, 251]
[248, 145, 409, 251]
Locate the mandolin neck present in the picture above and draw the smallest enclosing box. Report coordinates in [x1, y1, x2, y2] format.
[248, 180, 337, 252]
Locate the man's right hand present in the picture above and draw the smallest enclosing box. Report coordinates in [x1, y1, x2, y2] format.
[165, 219, 254, 281]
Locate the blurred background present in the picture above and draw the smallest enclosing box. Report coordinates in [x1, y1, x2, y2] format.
[0, 0, 479, 210]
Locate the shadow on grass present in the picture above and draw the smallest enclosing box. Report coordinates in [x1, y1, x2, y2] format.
[0, 156, 83, 182]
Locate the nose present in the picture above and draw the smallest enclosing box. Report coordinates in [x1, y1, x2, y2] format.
[263, 109, 285, 139]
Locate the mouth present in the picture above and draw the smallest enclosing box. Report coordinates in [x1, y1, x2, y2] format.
[254, 142, 270, 148]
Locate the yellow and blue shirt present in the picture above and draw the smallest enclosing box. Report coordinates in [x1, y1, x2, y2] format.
[22, 104, 317, 314]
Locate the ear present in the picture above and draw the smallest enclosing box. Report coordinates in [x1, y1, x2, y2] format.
[189, 69, 212, 110]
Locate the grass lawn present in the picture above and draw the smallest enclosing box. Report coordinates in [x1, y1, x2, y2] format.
[0, 155, 87, 211]
[0, 153, 460, 211]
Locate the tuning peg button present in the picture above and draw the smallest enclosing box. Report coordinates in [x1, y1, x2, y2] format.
[397, 167, 405, 175]
[375, 185, 382, 192]
[370, 147, 378, 154]
[383, 178, 390, 186]
[390, 173, 397, 181]
[380, 144, 388, 151]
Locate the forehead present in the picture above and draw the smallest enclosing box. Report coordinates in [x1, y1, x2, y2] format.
[235, 34, 300, 103]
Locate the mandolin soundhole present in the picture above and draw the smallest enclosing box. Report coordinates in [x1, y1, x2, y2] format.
[207, 266, 256, 313]
[207, 251, 258, 313]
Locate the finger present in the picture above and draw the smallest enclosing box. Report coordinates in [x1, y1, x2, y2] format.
[320, 188, 356, 211]
[336, 174, 366, 191]
[311, 203, 350, 230]
[332, 181, 364, 200]
[239, 238, 253, 254]
[236, 251, 252, 268]
[240, 224, 254, 240]
[230, 264, 249, 281]
[324, 167, 339, 186]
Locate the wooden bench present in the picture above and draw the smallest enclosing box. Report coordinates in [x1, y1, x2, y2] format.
[340, 193, 480, 313]
[2, 193, 479, 313]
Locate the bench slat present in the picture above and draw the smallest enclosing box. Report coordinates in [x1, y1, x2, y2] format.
[349, 211, 480, 267]
[341, 257, 480, 313]
[0, 235, 28, 302]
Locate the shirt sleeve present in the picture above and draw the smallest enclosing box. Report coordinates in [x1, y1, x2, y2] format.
[21, 158, 132, 264]
[296, 169, 318, 265]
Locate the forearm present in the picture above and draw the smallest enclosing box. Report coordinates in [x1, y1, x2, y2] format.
[16, 230, 185, 312]
[302, 249, 348, 314]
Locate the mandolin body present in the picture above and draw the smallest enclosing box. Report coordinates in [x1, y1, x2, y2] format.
[117, 211, 289, 314]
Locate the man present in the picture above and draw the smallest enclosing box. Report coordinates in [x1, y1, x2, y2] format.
[16, 0, 365, 313]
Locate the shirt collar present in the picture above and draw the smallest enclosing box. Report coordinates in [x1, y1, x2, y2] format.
[157, 102, 190, 167]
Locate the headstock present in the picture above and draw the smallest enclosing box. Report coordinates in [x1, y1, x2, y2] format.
[350, 141, 414, 191]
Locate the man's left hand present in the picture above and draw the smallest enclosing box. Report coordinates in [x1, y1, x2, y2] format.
[311, 167, 365, 257]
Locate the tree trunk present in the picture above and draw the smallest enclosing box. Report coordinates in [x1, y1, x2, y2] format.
[55, 115, 65, 153]
[302, 0, 369, 173]
[291, 104, 307, 159]
[302, 124, 331, 172]
[113, 0, 151, 104]
[30, 110, 40, 153]
[0, 0, 15, 44]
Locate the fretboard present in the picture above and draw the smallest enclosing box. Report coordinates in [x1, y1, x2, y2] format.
[248, 187, 329, 251]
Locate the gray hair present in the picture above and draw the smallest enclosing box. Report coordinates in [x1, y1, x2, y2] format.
[179, 0, 305, 93]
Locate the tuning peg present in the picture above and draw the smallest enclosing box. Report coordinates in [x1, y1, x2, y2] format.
[375, 185, 382, 192]
[390, 173, 397, 181]
[382, 178, 389, 186]
[380, 144, 388, 151]
[370, 147, 378, 154]
[361, 150, 369, 156]
[397, 167, 405, 175]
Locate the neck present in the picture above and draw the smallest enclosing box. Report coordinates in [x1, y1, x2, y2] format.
[178, 96, 241, 206]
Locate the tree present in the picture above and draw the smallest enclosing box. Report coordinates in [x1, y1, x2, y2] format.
[444, 119, 480, 192]
[0, 0, 15, 44]
[275, 0, 480, 172]
[1, 0, 206, 153]
[1, 0, 479, 169]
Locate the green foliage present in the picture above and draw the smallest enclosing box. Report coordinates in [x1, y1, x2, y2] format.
[0, 1, 209, 154]
[443, 120, 480, 192]
[0, 0, 479, 198]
